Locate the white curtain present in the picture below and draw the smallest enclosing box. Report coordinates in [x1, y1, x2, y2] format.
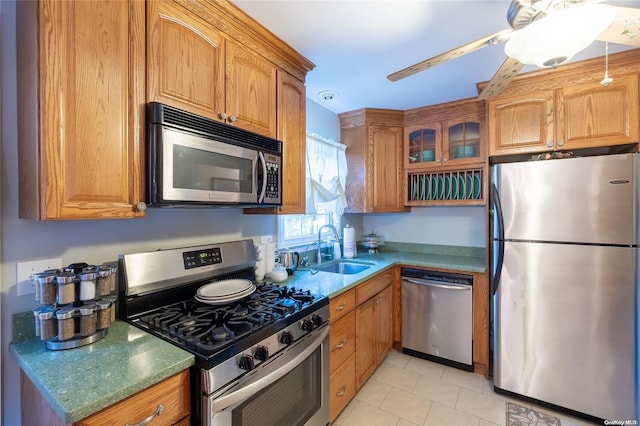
[305, 131, 348, 217]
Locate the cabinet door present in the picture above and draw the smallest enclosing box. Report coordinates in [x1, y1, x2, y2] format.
[277, 72, 306, 214]
[355, 296, 376, 389]
[443, 118, 484, 166]
[557, 74, 639, 149]
[405, 123, 441, 169]
[19, 0, 146, 219]
[226, 40, 277, 137]
[147, 0, 226, 122]
[375, 286, 393, 361]
[369, 126, 406, 213]
[488, 90, 555, 156]
[329, 353, 356, 423]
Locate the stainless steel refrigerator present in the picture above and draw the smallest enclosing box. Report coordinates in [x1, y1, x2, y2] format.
[491, 153, 639, 422]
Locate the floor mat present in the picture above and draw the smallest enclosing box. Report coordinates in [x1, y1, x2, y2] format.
[507, 401, 562, 426]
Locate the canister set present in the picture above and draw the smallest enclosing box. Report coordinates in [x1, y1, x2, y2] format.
[31, 263, 118, 350]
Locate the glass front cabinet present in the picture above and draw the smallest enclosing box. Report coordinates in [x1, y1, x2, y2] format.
[405, 118, 483, 169]
[404, 99, 486, 206]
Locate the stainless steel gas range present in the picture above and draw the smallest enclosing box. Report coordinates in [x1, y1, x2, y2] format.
[118, 239, 330, 426]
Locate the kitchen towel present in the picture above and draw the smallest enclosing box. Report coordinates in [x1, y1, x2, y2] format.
[343, 225, 356, 259]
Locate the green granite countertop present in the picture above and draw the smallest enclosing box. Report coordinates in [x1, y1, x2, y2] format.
[267, 243, 487, 298]
[10, 319, 194, 423]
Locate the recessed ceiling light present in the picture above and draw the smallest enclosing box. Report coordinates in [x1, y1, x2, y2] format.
[318, 90, 339, 101]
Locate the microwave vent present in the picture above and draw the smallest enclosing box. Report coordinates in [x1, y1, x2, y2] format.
[150, 102, 282, 154]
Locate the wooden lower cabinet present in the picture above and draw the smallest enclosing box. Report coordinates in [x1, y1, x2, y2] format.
[355, 285, 392, 388]
[328, 291, 357, 423]
[21, 369, 190, 426]
[329, 353, 356, 422]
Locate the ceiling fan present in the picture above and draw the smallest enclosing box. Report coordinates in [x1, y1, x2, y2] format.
[387, 0, 640, 100]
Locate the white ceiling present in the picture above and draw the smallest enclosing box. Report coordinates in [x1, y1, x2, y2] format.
[232, 0, 640, 114]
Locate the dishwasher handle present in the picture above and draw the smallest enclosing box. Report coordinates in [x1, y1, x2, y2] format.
[402, 277, 471, 291]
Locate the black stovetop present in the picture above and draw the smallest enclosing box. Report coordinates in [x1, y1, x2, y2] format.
[128, 282, 328, 369]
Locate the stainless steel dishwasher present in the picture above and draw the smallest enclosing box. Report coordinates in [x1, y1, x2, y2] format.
[401, 267, 473, 371]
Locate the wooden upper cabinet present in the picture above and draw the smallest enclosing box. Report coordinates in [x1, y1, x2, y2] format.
[488, 90, 555, 156]
[404, 99, 486, 170]
[147, 0, 277, 137]
[486, 52, 640, 157]
[225, 40, 277, 137]
[17, 0, 146, 220]
[147, 0, 226, 121]
[370, 126, 406, 213]
[340, 109, 408, 214]
[557, 75, 639, 150]
[277, 72, 307, 214]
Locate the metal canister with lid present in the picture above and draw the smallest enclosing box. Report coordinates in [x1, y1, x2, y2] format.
[36, 272, 57, 305]
[56, 307, 76, 341]
[56, 272, 76, 305]
[78, 304, 97, 337]
[78, 270, 97, 301]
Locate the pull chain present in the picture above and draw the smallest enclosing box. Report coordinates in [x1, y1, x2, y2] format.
[601, 38, 613, 86]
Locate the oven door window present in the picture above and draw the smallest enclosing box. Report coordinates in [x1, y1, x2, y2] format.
[231, 346, 322, 426]
[162, 128, 258, 203]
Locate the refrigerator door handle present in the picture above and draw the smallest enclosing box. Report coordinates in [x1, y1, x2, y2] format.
[491, 183, 505, 295]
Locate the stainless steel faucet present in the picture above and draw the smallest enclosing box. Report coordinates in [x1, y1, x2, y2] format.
[317, 224, 340, 264]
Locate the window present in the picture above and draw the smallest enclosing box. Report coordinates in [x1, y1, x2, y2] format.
[278, 132, 347, 248]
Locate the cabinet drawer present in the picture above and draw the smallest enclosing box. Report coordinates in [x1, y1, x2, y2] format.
[329, 353, 356, 423]
[76, 370, 190, 426]
[330, 310, 355, 370]
[330, 289, 356, 321]
[356, 269, 393, 304]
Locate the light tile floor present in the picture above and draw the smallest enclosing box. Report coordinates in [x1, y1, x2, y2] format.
[333, 350, 601, 426]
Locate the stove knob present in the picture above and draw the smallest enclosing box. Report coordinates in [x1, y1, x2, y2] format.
[254, 346, 269, 362]
[311, 314, 323, 327]
[280, 331, 294, 345]
[239, 354, 255, 371]
[300, 319, 314, 332]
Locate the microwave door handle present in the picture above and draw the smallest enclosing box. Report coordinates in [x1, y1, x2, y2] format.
[257, 152, 267, 204]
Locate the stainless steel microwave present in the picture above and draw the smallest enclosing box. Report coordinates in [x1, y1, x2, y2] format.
[146, 102, 282, 207]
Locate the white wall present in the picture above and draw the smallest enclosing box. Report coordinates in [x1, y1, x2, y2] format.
[363, 206, 486, 248]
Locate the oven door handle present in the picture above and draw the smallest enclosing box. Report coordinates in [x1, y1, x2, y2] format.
[212, 326, 328, 413]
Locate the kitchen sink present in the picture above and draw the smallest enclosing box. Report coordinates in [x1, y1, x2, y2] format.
[314, 260, 374, 275]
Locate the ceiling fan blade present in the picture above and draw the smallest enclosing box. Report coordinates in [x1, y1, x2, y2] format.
[597, 6, 640, 47]
[477, 56, 524, 100]
[387, 29, 513, 82]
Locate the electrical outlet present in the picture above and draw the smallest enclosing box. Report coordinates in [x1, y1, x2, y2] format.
[260, 235, 272, 244]
[16, 258, 63, 296]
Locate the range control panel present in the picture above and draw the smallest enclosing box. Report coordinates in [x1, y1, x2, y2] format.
[183, 247, 223, 269]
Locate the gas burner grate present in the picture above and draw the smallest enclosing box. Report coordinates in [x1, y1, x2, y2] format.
[134, 283, 324, 354]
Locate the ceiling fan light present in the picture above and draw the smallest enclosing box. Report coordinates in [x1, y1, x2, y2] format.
[504, 4, 616, 68]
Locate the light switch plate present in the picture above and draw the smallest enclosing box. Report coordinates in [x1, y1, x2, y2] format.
[16, 258, 63, 296]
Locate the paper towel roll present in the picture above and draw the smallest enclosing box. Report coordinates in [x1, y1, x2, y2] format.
[343, 225, 356, 258]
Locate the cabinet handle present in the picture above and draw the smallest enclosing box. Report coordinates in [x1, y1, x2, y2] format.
[557, 140, 564, 147]
[335, 339, 346, 349]
[443, 157, 448, 162]
[125, 404, 164, 426]
[336, 386, 347, 397]
[135, 202, 147, 212]
[375, 298, 381, 305]
[219, 112, 228, 120]
[335, 302, 346, 312]
[547, 141, 553, 148]
[229, 115, 237, 123]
